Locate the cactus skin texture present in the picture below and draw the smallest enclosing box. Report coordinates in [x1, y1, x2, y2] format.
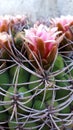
[0, 15, 73, 130]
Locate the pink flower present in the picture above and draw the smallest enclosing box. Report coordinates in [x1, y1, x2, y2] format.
[50, 15, 73, 32]
[12, 15, 26, 25]
[0, 32, 11, 48]
[0, 15, 27, 32]
[0, 16, 9, 32]
[25, 24, 61, 69]
[50, 15, 73, 40]
[50, 16, 73, 54]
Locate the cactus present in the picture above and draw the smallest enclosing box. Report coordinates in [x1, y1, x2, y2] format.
[0, 15, 73, 130]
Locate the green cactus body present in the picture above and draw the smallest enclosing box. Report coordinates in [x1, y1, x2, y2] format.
[38, 89, 53, 101]
[70, 68, 73, 77]
[56, 90, 70, 103]
[23, 122, 37, 130]
[53, 54, 65, 80]
[52, 55, 70, 102]
[2, 51, 9, 59]
[8, 119, 37, 130]
[33, 99, 45, 110]
[0, 71, 9, 90]
[56, 74, 70, 101]
[18, 87, 32, 108]
[4, 86, 32, 114]
[8, 120, 18, 130]
[53, 55, 64, 72]
[60, 106, 70, 114]
[41, 125, 50, 130]
[9, 65, 30, 85]
[4, 87, 15, 113]
[29, 74, 41, 91]
[0, 106, 9, 122]
[29, 74, 53, 101]
[15, 38, 23, 50]
[45, 100, 58, 109]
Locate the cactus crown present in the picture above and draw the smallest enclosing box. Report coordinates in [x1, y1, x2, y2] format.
[0, 15, 73, 130]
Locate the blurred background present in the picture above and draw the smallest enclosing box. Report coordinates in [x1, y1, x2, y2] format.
[0, 0, 73, 21]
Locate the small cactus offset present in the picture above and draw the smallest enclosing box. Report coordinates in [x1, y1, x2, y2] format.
[0, 15, 73, 130]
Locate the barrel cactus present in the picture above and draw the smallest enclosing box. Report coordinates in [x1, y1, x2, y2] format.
[0, 15, 73, 130]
